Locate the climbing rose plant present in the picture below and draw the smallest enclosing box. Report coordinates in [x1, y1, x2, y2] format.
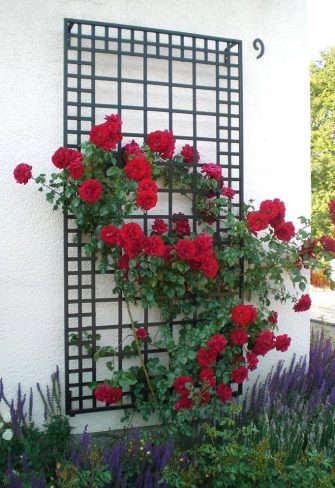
[14, 114, 335, 434]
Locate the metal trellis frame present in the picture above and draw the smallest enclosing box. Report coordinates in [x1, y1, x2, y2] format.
[63, 18, 243, 416]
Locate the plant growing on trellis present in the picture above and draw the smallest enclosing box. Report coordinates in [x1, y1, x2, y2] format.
[14, 114, 335, 433]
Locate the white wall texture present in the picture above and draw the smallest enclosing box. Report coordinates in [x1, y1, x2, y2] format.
[0, 0, 310, 433]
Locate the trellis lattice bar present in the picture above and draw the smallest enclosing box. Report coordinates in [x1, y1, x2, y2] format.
[63, 18, 243, 416]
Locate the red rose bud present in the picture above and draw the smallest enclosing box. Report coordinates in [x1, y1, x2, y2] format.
[14, 163, 32, 184]
[231, 304, 258, 325]
[100, 225, 119, 245]
[268, 311, 278, 324]
[293, 294, 311, 312]
[274, 334, 291, 352]
[78, 178, 102, 203]
[135, 327, 149, 340]
[174, 375, 195, 395]
[123, 139, 141, 156]
[146, 129, 176, 159]
[217, 383, 233, 402]
[181, 144, 200, 163]
[94, 384, 122, 404]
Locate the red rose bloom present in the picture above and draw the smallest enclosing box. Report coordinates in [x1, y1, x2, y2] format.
[176, 239, 196, 261]
[201, 163, 223, 182]
[201, 254, 219, 279]
[78, 179, 102, 203]
[89, 116, 122, 150]
[274, 221, 295, 241]
[196, 346, 217, 366]
[320, 236, 335, 253]
[231, 304, 258, 325]
[253, 329, 275, 356]
[268, 311, 278, 324]
[142, 235, 165, 256]
[125, 153, 152, 181]
[275, 334, 291, 352]
[51, 147, 83, 170]
[269, 198, 286, 228]
[231, 327, 248, 345]
[247, 211, 269, 232]
[152, 218, 168, 234]
[136, 327, 149, 340]
[136, 190, 158, 210]
[207, 334, 227, 354]
[173, 213, 191, 236]
[221, 186, 236, 199]
[181, 144, 200, 163]
[198, 367, 216, 387]
[119, 222, 144, 246]
[329, 199, 335, 225]
[146, 129, 176, 159]
[163, 244, 174, 262]
[231, 365, 248, 384]
[174, 375, 195, 395]
[217, 383, 233, 402]
[293, 294, 312, 312]
[260, 200, 281, 221]
[193, 233, 213, 261]
[246, 351, 259, 371]
[100, 224, 119, 245]
[68, 159, 84, 179]
[13, 163, 32, 184]
[94, 384, 122, 404]
[124, 241, 142, 258]
[138, 179, 157, 192]
[123, 139, 141, 156]
[175, 396, 193, 411]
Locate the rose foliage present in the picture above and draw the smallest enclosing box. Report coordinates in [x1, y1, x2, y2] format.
[14, 114, 335, 434]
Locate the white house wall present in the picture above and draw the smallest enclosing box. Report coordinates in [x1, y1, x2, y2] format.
[0, 0, 310, 433]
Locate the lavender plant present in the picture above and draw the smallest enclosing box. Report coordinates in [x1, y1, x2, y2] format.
[0, 367, 70, 484]
[241, 330, 335, 463]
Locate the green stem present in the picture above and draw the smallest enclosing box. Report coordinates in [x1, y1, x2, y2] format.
[124, 298, 157, 403]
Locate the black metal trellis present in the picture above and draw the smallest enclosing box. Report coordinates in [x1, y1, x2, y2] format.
[63, 18, 243, 416]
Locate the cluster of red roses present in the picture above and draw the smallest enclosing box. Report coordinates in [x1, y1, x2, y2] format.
[94, 383, 123, 405]
[173, 303, 293, 411]
[89, 114, 123, 151]
[247, 198, 295, 242]
[100, 221, 219, 279]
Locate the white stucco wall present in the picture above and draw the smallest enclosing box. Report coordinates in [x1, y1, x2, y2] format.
[0, 0, 310, 433]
